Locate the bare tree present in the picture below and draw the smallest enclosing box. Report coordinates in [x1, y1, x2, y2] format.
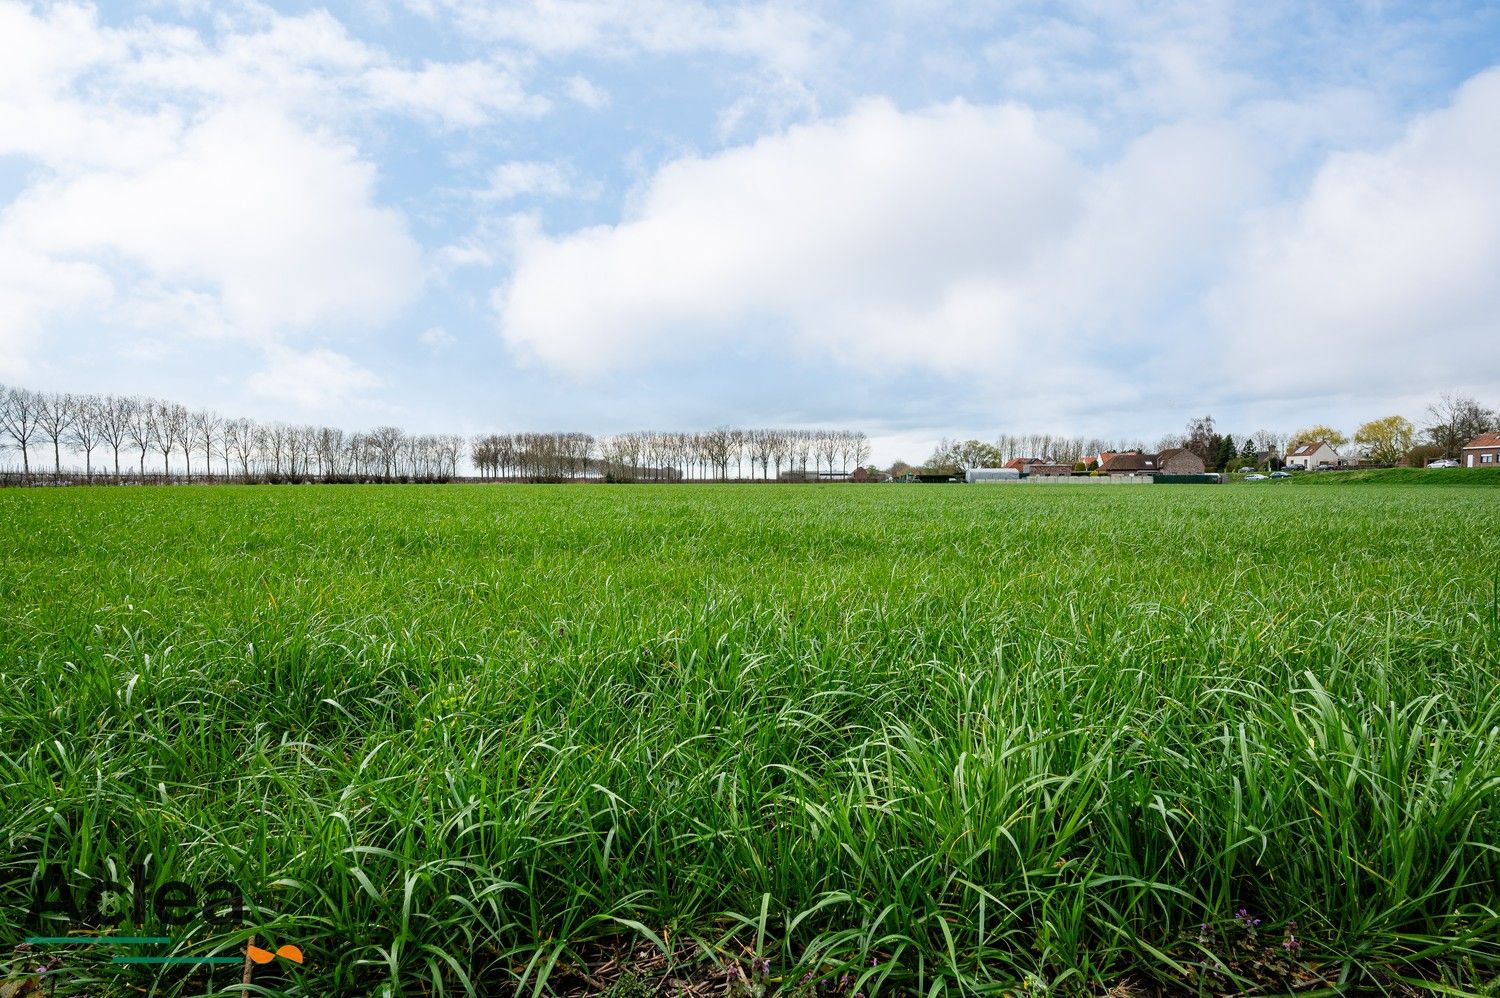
[126, 398, 154, 475]
[67, 394, 104, 476]
[1425, 393, 1495, 458]
[36, 391, 78, 474]
[0, 385, 41, 475]
[225, 418, 256, 477]
[97, 395, 135, 477]
[369, 426, 403, 479]
[193, 410, 223, 480]
[148, 401, 185, 476]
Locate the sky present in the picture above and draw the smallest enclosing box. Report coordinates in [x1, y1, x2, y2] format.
[2, 0, 1498, 465]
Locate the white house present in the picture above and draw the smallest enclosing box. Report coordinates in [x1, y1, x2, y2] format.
[1285, 440, 1346, 470]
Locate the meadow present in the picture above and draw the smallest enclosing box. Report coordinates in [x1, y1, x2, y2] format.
[1, 482, 1497, 996]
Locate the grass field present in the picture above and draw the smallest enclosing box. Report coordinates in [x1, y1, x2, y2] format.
[2, 483, 1498, 997]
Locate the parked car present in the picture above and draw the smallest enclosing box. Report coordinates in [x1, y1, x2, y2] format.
[1270, 470, 1292, 479]
[1245, 473, 1268, 481]
[1237, 466, 1256, 474]
[1427, 458, 1459, 468]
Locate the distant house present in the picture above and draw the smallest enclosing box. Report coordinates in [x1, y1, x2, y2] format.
[1285, 440, 1345, 470]
[1003, 457, 1039, 471]
[1027, 462, 1075, 477]
[1098, 451, 1158, 477]
[1462, 434, 1500, 467]
[1156, 448, 1206, 475]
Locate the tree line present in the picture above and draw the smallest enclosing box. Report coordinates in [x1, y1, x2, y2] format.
[471, 429, 872, 482]
[0, 383, 464, 481]
[0, 382, 873, 484]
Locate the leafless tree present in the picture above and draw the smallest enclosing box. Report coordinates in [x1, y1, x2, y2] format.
[97, 395, 136, 477]
[148, 401, 186, 476]
[369, 426, 402, 479]
[225, 418, 255, 477]
[126, 398, 154, 475]
[1425, 393, 1495, 458]
[67, 394, 104, 476]
[193, 410, 223, 479]
[0, 385, 42, 475]
[36, 391, 78, 474]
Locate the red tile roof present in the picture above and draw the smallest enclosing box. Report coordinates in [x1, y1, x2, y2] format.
[1462, 434, 1500, 449]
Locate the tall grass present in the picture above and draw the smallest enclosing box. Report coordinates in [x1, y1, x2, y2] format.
[1, 484, 1496, 995]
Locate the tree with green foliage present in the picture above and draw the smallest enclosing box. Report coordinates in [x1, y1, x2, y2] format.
[1215, 435, 1237, 472]
[1290, 424, 1348, 450]
[925, 437, 1004, 472]
[1355, 415, 1415, 466]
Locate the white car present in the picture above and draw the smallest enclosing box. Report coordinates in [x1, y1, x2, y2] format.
[1427, 459, 1459, 468]
[1245, 473, 1268, 481]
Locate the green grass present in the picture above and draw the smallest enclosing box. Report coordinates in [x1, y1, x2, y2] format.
[1, 484, 1497, 996]
[1286, 467, 1500, 486]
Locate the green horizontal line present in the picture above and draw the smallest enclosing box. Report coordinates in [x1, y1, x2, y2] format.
[112, 955, 242, 965]
[26, 936, 172, 945]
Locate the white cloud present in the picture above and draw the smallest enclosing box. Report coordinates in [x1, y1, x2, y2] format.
[564, 74, 610, 109]
[495, 98, 1263, 381]
[5, 103, 423, 336]
[479, 160, 577, 200]
[117, 8, 545, 128]
[413, 0, 835, 75]
[247, 345, 385, 408]
[1214, 67, 1500, 391]
[0, 1, 431, 379]
[0, 241, 113, 379]
[419, 326, 457, 351]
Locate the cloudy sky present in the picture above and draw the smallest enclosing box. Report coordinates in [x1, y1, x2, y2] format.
[2, 0, 1498, 463]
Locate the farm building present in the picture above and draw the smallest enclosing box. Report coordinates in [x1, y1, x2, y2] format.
[1462, 434, 1500, 467]
[966, 467, 1022, 483]
[1027, 463, 1075, 477]
[1285, 440, 1346, 469]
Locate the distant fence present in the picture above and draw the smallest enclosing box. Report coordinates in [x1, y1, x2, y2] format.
[976, 475, 1153, 485]
[975, 474, 1224, 485]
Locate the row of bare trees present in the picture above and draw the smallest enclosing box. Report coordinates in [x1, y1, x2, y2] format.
[472, 429, 873, 482]
[0, 383, 464, 481]
[1, 382, 876, 485]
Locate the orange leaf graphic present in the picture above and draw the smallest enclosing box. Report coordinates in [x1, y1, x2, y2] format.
[275, 944, 304, 964]
[247, 945, 276, 965]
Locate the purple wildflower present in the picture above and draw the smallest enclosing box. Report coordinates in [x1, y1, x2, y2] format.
[753, 956, 771, 977]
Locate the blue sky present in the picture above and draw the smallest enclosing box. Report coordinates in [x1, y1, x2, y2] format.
[2, 0, 1498, 464]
